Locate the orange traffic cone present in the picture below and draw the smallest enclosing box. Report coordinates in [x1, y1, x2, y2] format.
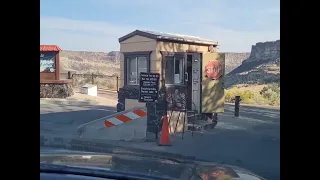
[158, 115, 171, 146]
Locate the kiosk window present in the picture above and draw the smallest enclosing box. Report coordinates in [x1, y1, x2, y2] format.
[165, 56, 184, 85]
[127, 56, 147, 85]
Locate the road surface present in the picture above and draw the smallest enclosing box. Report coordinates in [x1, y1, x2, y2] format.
[224, 103, 279, 122]
[40, 101, 116, 136]
[87, 104, 279, 179]
[40, 90, 117, 137]
[40, 97, 279, 180]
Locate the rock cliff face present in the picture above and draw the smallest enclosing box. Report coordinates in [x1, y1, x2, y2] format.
[59, 40, 280, 88]
[225, 40, 280, 88]
[244, 40, 280, 63]
[224, 53, 250, 74]
[59, 50, 248, 76]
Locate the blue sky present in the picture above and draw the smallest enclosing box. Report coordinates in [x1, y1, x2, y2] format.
[40, 0, 280, 52]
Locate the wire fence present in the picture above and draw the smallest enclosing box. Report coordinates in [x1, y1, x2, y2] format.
[60, 72, 119, 92]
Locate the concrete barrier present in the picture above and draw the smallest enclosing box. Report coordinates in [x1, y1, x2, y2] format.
[77, 107, 148, 141]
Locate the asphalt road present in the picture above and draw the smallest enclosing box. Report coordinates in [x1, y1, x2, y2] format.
[40, 97, 279, 180]
[224, 103, 280, 122]
[40, 102, 116, 136]
[94, 105, 280, 179]
[217, 104, 280, 179]
[40, 89, 117, 136]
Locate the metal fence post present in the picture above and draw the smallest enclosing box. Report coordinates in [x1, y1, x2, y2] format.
[116, 76, 119, 92]
[234, 96, 241, 117]
[91, 73, 94, 84]
[67, 71, 72, 79]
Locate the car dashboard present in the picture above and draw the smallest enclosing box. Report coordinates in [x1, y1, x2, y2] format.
[41, 172, 114, 180]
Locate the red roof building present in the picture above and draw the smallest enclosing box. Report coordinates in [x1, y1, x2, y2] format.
[40, 45, 62, 52]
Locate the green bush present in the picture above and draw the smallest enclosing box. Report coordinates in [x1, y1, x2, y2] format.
[225, 90, 235, 103]
[260, 84, 280, 95]
[259, 84, 280, 105]
[225, 84, 280, 106]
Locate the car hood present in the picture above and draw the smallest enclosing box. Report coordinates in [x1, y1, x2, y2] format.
[40, 148, 266, 180]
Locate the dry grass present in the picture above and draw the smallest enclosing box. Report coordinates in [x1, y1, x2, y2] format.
[71, 75, 119, 91]
[60, 50, 120, 76]
[232, 84, 266, 93]
[61, 59, 120, 76]
[58, 50, 120, 91]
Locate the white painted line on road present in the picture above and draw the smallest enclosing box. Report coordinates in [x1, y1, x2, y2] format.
[220, 114, 276, 124]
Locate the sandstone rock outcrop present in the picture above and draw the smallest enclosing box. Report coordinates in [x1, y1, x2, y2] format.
[225, 40, 280, 88]
[244, 40, 280, 63]
[224, 53, 250, 74]
[40, 83, 74, 98]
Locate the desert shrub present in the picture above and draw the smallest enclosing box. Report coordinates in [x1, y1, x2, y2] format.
[268, 92, 280, 106]
[225, 90, 235, 103]
[260, 83, 280, 105]
[84, 77, 92, 84]
[260, 83, 280, 95]
[225, 83, 280, 106]
[235, 90, 256, 104]
[225, 89, 255, 104]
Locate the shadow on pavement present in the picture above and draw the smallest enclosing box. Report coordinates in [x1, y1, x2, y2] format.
[40, 102, 279, 179]
[40, 113, 280, 180]
[171, 118, 280, 180]
[40, 104, 116, 135]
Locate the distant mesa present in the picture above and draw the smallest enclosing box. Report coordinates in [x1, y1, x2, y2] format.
[225, 40, 280, 88]
[59, 39, 280, 88]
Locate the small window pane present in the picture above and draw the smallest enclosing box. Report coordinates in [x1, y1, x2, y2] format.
[174, 58, 184, 84]
[128, 57, 137, 85]
[138, 57, 147, 82]
[165, 56, 174, 84]
[138, 57, 147, 68]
